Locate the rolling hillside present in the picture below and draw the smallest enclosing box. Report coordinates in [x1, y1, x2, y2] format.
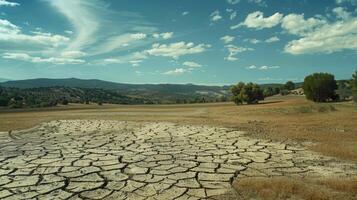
[0, 78, 231, 102]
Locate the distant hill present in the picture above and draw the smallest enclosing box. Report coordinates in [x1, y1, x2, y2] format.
[0, 78, 231, 103]
[0, 78, 11, 83]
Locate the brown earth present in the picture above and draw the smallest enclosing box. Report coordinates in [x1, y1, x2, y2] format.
[0, 95, 356, 199]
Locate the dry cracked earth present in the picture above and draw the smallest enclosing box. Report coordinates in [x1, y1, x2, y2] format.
[0, 120, 356, 200]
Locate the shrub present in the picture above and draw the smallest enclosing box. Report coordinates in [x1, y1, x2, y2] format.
[303, 73, 338, 102]
[263, 87, 274, 97]
[351, 71, 357, 102]
[61, 99, 69, 105]
[0, 96, 9, 107]
[231, 82, 264, 105]
[284, 81, 295, 90]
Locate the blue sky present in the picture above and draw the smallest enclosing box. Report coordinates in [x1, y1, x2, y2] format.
[0, 0, 356, 85]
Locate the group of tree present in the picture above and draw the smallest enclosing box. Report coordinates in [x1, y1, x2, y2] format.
[231, 82, 264, 105]
[231, 71, 357, 105]
[0, 87, 149, 109]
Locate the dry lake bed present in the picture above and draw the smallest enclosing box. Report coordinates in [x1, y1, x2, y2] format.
[0, 119, 356, 199]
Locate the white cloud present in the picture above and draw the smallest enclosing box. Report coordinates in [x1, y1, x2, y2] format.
[153, 32, 173, 40]
[162, 68, 190, 75]
[333, 7, 351, 20]
[146, 42, 210, 59]
[61, 51, 86, 58]
[0, 19, 69, 47]
[3, 52, 85, 64]
[65, 30, 73, 35]
[234, 11, 283, 29]
[265, 36, 280, 43]
[227, 0, 240, 5]
[182, 11, 189, 16]
[248, 0, 266, 6]
[246, 65, 280, 70]
[102, 51, 148, 66]
[48, 0, 100, 51]
[220, 35, 235, 44]
[183, 61, 202, 68]
[246, 65, 257, 69]
[224, 44, 253, 61]
[0, 0, 19, 7]
[336, 0, 357, 5]
[131, 33, 147, 40]
[230, 24, 240, 30]
[281, 14, 326, 36]
[94, 33, 147, 54]
[130, 60, 142, 67]
[284, 10, 357, 54]
[245, 38, 261, 44]
[230, 11, 237, 20]
[210, 10, 223, 22]
[259, 65, 280, 70]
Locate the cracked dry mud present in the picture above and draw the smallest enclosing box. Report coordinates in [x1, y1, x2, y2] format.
[0, 120, 356, 200]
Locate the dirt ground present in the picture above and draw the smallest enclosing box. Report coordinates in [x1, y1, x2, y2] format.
[0, 95, 357, 199]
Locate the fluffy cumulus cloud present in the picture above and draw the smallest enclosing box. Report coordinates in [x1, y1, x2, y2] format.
[233, 11, 283, 29]
[162, 68, 190, 75]
[281, 14, 326, 36]
[183, 61, 202, 68]
[224, 44, 253, 61]
[0, 0, 19, 7]
[0, 19, 69, 47]
[284, 9, 357, 54]
[265, 36, 280, 43]
[146, 42, 210, 59]
[153, 32, 173, 40]
[336, 0, 357, 5]
[2, 52, 85, 64]
[220, 35, 235, 44]
[210, 10, 223, 22]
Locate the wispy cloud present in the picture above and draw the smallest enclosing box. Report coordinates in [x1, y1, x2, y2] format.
[210, 10, 223, 22]
[224, 44, 253, 61]
[0, 0, 19, 7]
[3, 52, 85, 64]
[162, 68, 191, 75]
[220, 35, 235, 44]
[48, 0, 100, 51]
[183, 61, 202, 68]
[146, 42, 210, 59]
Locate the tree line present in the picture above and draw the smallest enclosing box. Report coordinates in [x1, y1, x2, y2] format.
[231, 71, 357, 105]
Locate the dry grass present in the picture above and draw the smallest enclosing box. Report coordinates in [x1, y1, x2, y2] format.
[230, 177, 357, 200]
[1, 95, 357, 161]
[1, 95, 357, 199]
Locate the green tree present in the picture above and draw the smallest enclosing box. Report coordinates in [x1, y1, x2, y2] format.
[0, 96, 9, 107]
[231, 82, 245, 105]
[303, 73, 338, 102]
[351, 71, 357, 102]
[284, 81, 295, 90]
[263, 87, 274, 97]
[231, 82, 264, 105]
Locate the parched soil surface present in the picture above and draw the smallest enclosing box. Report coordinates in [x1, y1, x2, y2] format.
[0, 120, 356, 200]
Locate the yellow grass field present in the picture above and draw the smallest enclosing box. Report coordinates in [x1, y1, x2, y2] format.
[1, 95, 357, 199]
